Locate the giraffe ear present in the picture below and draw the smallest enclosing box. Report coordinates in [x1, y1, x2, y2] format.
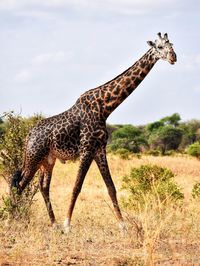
[147, 41, 155, 48]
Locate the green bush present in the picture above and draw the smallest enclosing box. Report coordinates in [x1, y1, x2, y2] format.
[122, 164, 184, 210]
[0, 184, 38, 221]
[144, 149, 161, 156]
[0, 112, 43, 176]
[186, 142, 200, 158]
[107, 138, 129, 153]
[192, 182, 200, 199]
[0, 112, 43, 220]
[114, 148, 131, 160]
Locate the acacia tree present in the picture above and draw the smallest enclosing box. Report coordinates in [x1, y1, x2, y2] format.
[108, 124, 147, 153]
[145, 121, 164, 133]
[160, 113, 181, 127]
[149, 125, 183, 155]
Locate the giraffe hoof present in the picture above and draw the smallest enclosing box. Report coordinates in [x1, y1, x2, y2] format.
[52, 223, 64, 234]
[63, 218, 71, 234]
[52, 223, 63, 231]
[119, 221, 128, 235]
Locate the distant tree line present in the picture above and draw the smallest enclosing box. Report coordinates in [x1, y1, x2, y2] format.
[107, 113, 200, 158]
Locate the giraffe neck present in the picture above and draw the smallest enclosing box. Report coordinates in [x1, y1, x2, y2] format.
[99, 48, 158, 119]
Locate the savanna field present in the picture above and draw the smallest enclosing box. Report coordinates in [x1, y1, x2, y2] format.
[1, 154, 200, 265]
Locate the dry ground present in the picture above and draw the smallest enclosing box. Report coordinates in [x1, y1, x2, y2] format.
[0, 155, 200, 265]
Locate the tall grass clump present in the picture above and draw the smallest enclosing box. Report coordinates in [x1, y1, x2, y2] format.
[122, 164, 185, 264]
[0, 112, 43, 220]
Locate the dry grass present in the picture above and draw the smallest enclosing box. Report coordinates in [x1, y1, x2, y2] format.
[0, 155, 200, 265]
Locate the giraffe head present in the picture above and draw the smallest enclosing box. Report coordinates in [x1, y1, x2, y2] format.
[147, 32, 177, 65]
[11, 170, 22, 194]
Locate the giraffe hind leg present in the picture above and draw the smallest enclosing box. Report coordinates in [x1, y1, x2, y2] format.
[94, 148, 126, 232]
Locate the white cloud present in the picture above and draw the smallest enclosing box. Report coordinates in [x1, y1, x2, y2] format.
[0, 0, 18, 10]
[15, 69, 32, 83]
[0, 0, 182, 15]
[194, 86, 200, 93]
[16, 10, 55, 20]
[178, 53, 200, 72]
[194, 54, 200, 64]
[32, 51, 66, 65]
[13, 51, 67, 84]
[0, 0, 32, 10]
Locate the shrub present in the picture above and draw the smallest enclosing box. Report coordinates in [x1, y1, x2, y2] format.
[192, 182, 200, 199]
[0, 112, 43, 176]
[144, 150, 161, 156]
[0, 112, 43, 220]
[0, 184, 38, 221]
[122, 164, 184, 210]
[186, 142, 200, 159]
[114, 148, 131, 160]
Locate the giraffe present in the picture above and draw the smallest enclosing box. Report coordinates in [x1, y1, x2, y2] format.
[11, 32, 177, 232]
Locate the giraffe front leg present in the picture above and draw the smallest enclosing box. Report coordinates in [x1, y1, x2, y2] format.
[94, 148, 126, 233]
[39, 161, 56, 225]
[64, 152, 94, 233]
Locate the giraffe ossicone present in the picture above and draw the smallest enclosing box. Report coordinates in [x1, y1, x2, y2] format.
[11, 33, 177, 231]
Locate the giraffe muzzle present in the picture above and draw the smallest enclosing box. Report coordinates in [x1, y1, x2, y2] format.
[170, 52, 177, 65]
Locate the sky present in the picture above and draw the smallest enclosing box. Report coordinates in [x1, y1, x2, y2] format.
[0, 0, 200, 125]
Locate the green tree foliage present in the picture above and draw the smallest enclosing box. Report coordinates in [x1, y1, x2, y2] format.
[106, 113, 200, 156]
[179, 120, 200, 149]
[144, 113, 183, 155]
[122, 164, 184, 210]
[0, 112, 43, 220]
[108, 124, 147, 153]
[149, 126, 183, 155]
[186, 142, 200, 159]
[0, 117, 5, 137]
[196, 128, 200, 142]
[0, 112, 43, 176]
[160, 113, 181, 127]
[146, 121, 164, 133]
